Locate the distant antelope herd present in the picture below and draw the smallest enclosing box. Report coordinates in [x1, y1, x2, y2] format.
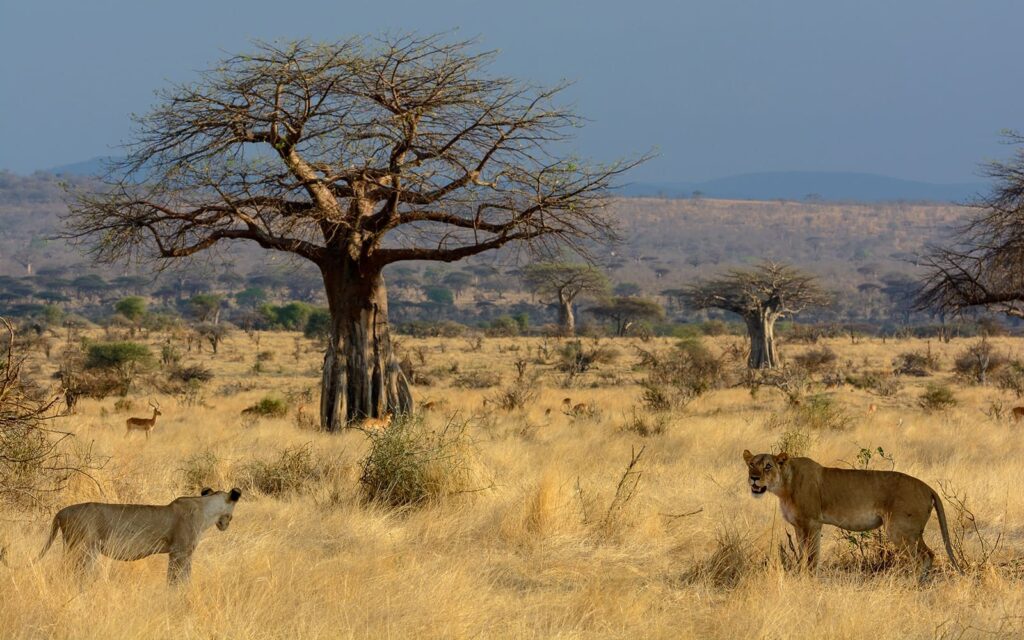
[116, 390, 1024, 441]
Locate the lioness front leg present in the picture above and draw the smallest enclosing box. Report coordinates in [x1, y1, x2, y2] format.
[795, 522, 822, 571]
[167, 551, 193, 585]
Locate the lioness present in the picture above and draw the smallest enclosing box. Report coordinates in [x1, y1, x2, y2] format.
[743, 450, 960, 578]
[37, 487, 242, 584]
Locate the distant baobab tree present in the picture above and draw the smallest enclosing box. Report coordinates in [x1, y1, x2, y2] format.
[63, 34, 644, 431]
[683, 262, 829, 368]
[522, 262, 609, 336]
[917, 132, 1024, 318]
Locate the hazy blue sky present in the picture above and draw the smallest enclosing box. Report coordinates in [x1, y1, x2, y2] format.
[1, 0, 1021, 183]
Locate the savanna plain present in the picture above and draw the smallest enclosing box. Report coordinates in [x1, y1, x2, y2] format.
[3, 329, 1024, 640]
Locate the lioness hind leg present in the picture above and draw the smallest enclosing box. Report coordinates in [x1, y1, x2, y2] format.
[65, 545, 98, 580]
[918, 539, 935, 580]
[886, 522, 933, 581]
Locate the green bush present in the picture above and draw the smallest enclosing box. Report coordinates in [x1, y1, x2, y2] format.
[359, 416, 482, 507]
[114, 296, 147, 322]
[241, 395, 289, 418]
[304, 308, 331, 341]
[85, 341, 153, 370]
[920, 383, 957, 412]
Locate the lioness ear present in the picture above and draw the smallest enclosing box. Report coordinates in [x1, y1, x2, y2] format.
[200, 487, 214, 496]
[228, 488, 242, 502]
[776, 453, 789, 465]
[742, 449, 753, 464]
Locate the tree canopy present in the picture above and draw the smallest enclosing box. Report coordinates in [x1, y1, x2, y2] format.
[918, 132, 1024, 317]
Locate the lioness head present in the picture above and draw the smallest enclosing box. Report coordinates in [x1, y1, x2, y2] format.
[200, 487, 243, 530]
[742, 450, 789, 497]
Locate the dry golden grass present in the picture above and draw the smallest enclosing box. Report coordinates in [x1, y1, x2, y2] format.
[3, 330, 1024, 638]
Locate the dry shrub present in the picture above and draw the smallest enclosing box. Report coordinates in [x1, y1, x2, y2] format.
[773, 423, 814, 457]
[995, 362, 1024, 398]
[556, 340, 620, 377]
[638, 340, 722, 411]
[171, 364, 214, 384]
[767, 394, 852, 433]
[938, 482, 1003, 574]
[954, 338, 1009, 385]
[620, 406, 671, 437]
[178, 450, 221, 493]
[453, 369, 501, 389]
[893, 350, 940, 376]
[746, 366, 810, 406]
[489, 361, 540, 411]
[233, 444, 336, 496]
[846, 370, 902, 397]
[1, 318, 103, 509]
[794, 346, 837, 374]
[920, 383, 957, 412]
[685, 527, 754, 589]
[359, 415, 485, 507]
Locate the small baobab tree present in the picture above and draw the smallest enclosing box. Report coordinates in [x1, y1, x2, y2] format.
[63, 34, 642, 431]
[522, 262, 609, 336]
[683, 262, 828, 369]
[917, 132, 1024, 318]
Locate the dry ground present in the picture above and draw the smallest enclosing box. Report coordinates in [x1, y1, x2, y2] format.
[3, 330, 1024, 639]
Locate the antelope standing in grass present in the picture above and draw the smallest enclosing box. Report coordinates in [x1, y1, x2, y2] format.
[126, 401, 162, 438]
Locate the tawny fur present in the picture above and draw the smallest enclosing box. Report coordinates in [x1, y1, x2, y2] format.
[359, 412, 393, 432]
[36, 488, 241, 584]
[743, 450, 961, 579]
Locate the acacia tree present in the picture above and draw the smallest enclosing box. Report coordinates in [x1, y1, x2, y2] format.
[589, 296, 664, 336]
[683, 262, 828, 369]
[64, 35, 640, 431]
[918, 132, 1024, 317]
[522, 262, 609, 336]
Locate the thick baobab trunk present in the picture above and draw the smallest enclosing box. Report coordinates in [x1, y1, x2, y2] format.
[745, 311, 780, 369]
[557, 292, 576, 337]
[320, 259, 412, 432]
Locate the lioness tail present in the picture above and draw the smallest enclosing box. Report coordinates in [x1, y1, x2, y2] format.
[931, 490, 963, 574]
[37, 514, 60, 561]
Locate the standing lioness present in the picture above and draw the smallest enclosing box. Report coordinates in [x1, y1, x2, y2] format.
[38, 487, 241, 584]
[743, 450, 961, 578]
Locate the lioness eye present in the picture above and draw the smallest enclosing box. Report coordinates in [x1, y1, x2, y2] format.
[765, 464, 772, 470]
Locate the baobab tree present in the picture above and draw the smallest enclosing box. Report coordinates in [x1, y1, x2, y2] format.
[683, 262, 828, 369]
[522, 262, 609, 336]
[63, 35, 641, 431]
[918, 132, 1024, 318]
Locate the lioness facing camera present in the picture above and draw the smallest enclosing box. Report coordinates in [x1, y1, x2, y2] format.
[743, 450, 960, 579]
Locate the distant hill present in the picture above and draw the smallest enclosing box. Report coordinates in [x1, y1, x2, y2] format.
[44, 156, 115, 178]
[37, 160, 986, 204]
[622, 171, 986, 203]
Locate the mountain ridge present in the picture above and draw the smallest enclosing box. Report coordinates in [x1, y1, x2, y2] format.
[31, 157, 988, 204]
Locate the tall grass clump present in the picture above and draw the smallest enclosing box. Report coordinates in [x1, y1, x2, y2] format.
[233, 444, 336, 496]
[359, 415, 484, 507]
